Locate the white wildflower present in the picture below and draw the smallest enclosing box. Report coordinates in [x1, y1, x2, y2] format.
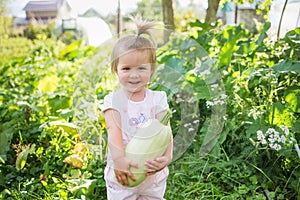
[256, 125, 295, 151]
[175, 97, 183, 104]
[279, 125, 289, 135]
[268, 137, 275, 143]
[220, 94, 227, 99]
[206, 101, 214, 107]
[266, 128, 275, 135]
[274, 130, 280, 137]
[211, 84, 218, 89]
[210, 84, 218, 91]
[184, 123, 191, 127]
[257, 130, 264, 141]
[193, 120, 200, 124]
[215, 99, 226, 105]
[279, 135, 286, 143]
[188, 127, 195, 132]
[275, 144, 282, 151]
[270, 143, 281, 151]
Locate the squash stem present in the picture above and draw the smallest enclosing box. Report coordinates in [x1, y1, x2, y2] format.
[160, 109, 172, 125]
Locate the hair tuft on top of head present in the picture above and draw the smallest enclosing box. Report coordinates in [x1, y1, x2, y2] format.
[129, 15, 157, 37]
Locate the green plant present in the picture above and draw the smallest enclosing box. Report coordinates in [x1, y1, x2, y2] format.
[0, 38, 108, 199]
[0, 18, 299, 199]
[160, 21, 299, 199]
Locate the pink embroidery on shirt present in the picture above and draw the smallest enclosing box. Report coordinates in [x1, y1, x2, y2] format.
[129, 113, 147, 126]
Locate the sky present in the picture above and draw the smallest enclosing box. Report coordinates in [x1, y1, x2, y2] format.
[8, 0, 191, 17]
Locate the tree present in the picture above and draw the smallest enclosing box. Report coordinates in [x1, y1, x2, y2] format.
[0, 0, 11, 35]
[129, 0, 162, 21]
[205, 0, 273, 25]
[0, 0, 8, 15]
[162, 0, 175, 42]
[205, 0, 221, 24]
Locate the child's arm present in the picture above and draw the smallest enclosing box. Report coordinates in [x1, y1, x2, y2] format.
[104, 109, 138, 186]
[144, 110, 173, 175]
[145, 136, 173, 175]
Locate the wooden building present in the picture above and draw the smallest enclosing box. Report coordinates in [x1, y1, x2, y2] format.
[23, 0, 73, 23]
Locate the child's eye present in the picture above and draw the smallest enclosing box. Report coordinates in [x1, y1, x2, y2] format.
[138, 66, 146, 70]
[138, 64, 150, 70]
[122, 67, 131, 70]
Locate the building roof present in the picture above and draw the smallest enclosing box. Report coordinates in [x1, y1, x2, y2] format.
[23, 0, 66, 12]
[80, 8, 102, 18]
[13, 17, 29, 25]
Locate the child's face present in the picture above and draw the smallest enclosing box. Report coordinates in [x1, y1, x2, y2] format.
[116, 50, 153, 99]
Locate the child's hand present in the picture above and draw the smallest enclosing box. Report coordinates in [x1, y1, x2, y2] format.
[145, 156, 169, 176]
[113, 157, 138, 186]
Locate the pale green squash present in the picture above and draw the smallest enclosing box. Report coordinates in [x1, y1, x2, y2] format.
[125, 110, 172, 187]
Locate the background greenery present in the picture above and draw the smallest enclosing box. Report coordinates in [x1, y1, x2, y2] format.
[0, 2, 300, 199]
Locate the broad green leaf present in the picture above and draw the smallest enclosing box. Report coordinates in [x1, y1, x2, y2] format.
[256, 22, 270, 46]
[15, 144, 36, 170]
[284, 27, 300, 45]
[180, 38, 198, 50]
[284, 87, 300, 112]
[48, 95, 72, 113]
[38, 75, 59, 93]
[199, 116, 224, 156]
[17, 101, 47, 114]
[219, 31, 242, 66]
[273, 60, 300, 73]
[249, 175, 258, 185]
[66, 179, 96, 195]
[165, 57, 186, 73]
[58, 109, 74, 119]
[292, 121, 300, 133]
[69, 169, 81, 179]
[189, 19, 215, 32]
[0, 121, 16, 160]
[40, 120, 79, 135]
[269, 102, 293, 127]
[58, 40, 82, 60]
[63, 154, 83, 169]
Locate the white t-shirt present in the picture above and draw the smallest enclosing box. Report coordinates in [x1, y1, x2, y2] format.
[101, 88, 169, 166]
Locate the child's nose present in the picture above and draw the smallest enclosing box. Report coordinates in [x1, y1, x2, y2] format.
[129, 69, 139, 77]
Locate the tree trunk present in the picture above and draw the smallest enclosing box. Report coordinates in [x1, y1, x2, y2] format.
[117, 0, 121, 38]
[162, 0, 175, 43]
[205, 0, 221, 24]
[277, 0, 288, 39]
[0, 0, 8, 34]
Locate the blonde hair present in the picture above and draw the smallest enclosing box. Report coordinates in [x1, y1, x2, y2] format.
[111, 17, 157, 74]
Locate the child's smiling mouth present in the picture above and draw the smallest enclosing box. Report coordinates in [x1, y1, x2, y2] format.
[129, 81, 141, 85]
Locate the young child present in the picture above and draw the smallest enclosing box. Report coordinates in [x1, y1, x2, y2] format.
[101, 19, 173, 199]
